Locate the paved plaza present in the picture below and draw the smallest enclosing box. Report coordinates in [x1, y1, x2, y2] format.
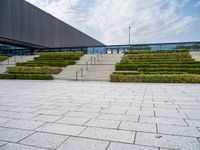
[0, 80, 200, 150]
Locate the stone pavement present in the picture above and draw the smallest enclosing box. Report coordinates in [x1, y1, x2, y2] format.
[0, 80, 200, 150]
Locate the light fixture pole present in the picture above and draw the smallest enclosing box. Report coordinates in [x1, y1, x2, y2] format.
[129, 27, 131, 45]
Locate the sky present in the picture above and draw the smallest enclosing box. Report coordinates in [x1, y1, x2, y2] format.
[26, 0, 200, 45]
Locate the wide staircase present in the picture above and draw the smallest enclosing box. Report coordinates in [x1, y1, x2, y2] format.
[190, 51, 200, 61]
[54, 54, 123, 81]
[0, 55, 37, 73]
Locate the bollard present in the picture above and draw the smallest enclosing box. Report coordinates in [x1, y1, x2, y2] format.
[76, 72, 78, 81]
[97, 54, 100, 61]
[86, 62, 89, 70]
[81, 68, 83, 77]
[90, 57, 93, 64]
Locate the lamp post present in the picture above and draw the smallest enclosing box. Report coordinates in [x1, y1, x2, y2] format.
[129, 27, 131, 45]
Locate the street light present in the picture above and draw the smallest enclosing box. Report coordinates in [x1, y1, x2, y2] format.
[129, 27, 132, 45]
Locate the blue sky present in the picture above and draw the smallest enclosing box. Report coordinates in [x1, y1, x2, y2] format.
[26, 0, 200, 45]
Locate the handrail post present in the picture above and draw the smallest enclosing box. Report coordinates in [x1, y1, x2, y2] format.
[81, 67, 83, 77]
[76, 71, 78, 81]
[97, 53, 100, 61]
[86, 62, 88, 70]
[94, 57, 96, 64]
[14, 55, 16, 63]
[90, 57, 93, 64]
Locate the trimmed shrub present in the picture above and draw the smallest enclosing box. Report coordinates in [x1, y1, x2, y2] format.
[110, 74, 200, 83]
[124, 49, 189, 54]
[116, 63, 200, 71]
[0, 56, 9, 61]
[7, 67, 62, 74]
[138, 68, 200, 74]
[0, 74, 53, 80]
[112, 71, 187, 75]
[39, 51, 84, 60]
[120, 61, 200, 64]
[16, 60, 76, 67]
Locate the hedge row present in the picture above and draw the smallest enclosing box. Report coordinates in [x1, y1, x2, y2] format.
[39, 51, 84, 60]
[138, 68, 200, 74]
[7, 67, 62, 74]
[0, 73, 53, 80]
[112, 71, 188, 75]
[110, 74, 200, 83]
[16, 60, 76, 67]
[116, 63, 200, 71]
[121, 58, 194, 63]
[0, 56, 9, 61]
[120, 61, 199, 64]
[124, 50, 189, 54]
[124, 52, 191, 59]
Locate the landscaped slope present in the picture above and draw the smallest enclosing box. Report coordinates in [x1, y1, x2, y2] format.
[111, 50, 200, 83]
[0, 51, 84, 80]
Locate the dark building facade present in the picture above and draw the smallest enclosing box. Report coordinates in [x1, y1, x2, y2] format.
[0, 0, 104, 50]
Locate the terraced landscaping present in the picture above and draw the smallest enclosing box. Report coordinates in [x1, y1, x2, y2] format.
[0, 51, 84, 80]
[111, 50, 200, 83]
[0, 55, 12, 61]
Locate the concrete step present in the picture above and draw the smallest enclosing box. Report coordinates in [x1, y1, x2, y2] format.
[55, 54, 123, 81]
[190, 51, 200, 61]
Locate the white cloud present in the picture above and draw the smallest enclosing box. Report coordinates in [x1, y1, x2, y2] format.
[26, 0, 197, 45]
[195, 0, 200, 7]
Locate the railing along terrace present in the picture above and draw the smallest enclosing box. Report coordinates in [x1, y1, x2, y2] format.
[0, 41, 199, 55]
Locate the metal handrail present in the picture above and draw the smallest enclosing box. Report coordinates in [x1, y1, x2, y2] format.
[75, 51, 103, 81]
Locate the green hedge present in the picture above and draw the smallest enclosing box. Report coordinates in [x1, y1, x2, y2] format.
[138, 68, 200, 74]
[0, 56, 9, 61]
[16, 60, 76, 67]
[116, 63, 200, 71]
[0, 74, 53, 80]
[112, 71, 187, 75]
[120, 61, 199, 64]
[124, 50, 189, 54]
[39, 51, 84, 60]
[121, 58, 194, 63]
[7, 67, 62, 74]
[110, 74, 200, 83]
[124, 52, 191, 59]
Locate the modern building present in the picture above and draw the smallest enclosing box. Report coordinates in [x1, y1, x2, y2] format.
[0, 0, 199, 55]
[0, 0, 104, 54]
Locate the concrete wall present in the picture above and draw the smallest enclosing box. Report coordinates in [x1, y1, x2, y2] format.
[0, 0, 104, 48]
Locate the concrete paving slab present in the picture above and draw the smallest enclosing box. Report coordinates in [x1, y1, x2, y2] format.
[0, 127, 33, 142]
[57, 137, 109, 150]
[119, 121, 156, 133]
[135, 132, 200, 150]
[36, 123, 86, 136]
[80, 127, 135, 143]
[20, 132, 68, 149]
[107, 142, 158, 150]
[0, 143, 46, 150]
